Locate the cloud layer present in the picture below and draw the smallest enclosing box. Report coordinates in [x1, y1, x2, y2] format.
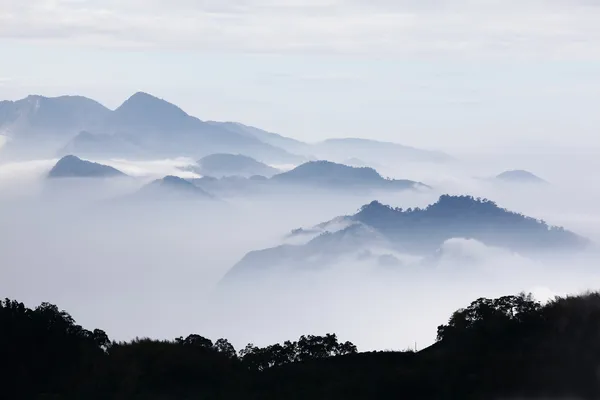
[1, 0, 599, 58]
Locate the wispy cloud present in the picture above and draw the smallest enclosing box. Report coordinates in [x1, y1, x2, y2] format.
[1, 0, 599, 58]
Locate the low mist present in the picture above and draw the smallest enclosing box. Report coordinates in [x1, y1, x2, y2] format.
[1, 150, 600, 352]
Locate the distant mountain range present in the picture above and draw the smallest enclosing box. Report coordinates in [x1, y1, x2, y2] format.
[47, 155, 126, 178]
[310, 138, 453, 165]
[222, 195, 588, 283]
[191, 154, 280, 178]
[271, 161, 427, 190]
[192, 160, 427, 197]
[0, 92, 452, 165]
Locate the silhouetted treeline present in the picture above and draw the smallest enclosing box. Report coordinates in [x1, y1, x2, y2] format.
[3, 292, 600, 399]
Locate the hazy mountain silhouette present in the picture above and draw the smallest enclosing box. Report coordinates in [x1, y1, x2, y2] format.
[0, 93, 452, 165]
[496, 170, 547, 184]
[0, 95, 109, 137]
[112, 91, 191, 130]
[223, 195, 588, 282]
[187, 160, 426, 198]
[0, 95, 110, 157]
[208, 121, 311, 156]
[189, 175, 271, 198]
[0, 92, 303, 163]
[312, 138, 453, 164]
[193, 153, 280, 178]
[59, 131, 145, 158]
[47, 155, 126, 178]
[133, 175, 215, 201]
[352, 195, 586, 254]
[271, 161, 427, 191]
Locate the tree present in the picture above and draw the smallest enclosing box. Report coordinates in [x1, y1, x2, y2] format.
[436, 292, 542, 342]
[176, 334, 213, 348]
[214, 338, 237, 359]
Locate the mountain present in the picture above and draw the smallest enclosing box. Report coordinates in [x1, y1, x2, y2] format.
[0, 93, 453, 166]
[0, 95, 110, 137]
[1, 92, 304, 164]
[194, 154, 280, 178]
[58, 131, 145, 158]
[271, 160, 427, 191]
[0, 95, 110, 157]
[222, 195, 588, 283]
[186, 160, 427, 199]
[496, 170, 547, 184]
[111, 91, 191, 131]
[133, 175, 215, 201]
[312, 138, 453, 164]
[96, 92, 304, 163]
[351, 195, 586, 254]
[47, 155, 126, 178]
[208, 122, 312, 156]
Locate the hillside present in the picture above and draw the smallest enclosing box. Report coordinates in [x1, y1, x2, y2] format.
[209, 121, 312, 156]
[195, 153, 280, 178]
[3, 291, 600, 399]
[313, 138, 453, 164]
[353, 195, 587, 254]
[0, 92, 303, 163]
[271, 160, 425, 190]
[47, 155, 126, 178]
[0, 95, 110, 138]
[133, 175, 215, 201]
[222, 195, 588, 282]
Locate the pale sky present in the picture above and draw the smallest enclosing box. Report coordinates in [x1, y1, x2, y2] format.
[1, 0, 600, 149]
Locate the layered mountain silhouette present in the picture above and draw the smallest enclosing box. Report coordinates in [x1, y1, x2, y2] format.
[0, 95, 109, 138]
[312, 138, 453, 165]
[0, 92, 302, 163]
[0, 95, 110, 157]
[0, 92, 453, 164]
[47, 155, 126, 178]
[222, 195, 588, 283]
[133, 175, 215, 201]
[271, 160, 427, 190]
[190, 160, 427, 197]
[208, 121, 312, 156]
[192, 153, 280, 178]
[496, 170, 547, 184]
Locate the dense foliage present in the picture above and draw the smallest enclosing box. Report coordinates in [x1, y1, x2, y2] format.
[3, 291, 600, 399]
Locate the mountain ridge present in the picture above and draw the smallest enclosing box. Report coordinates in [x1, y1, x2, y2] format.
[47, 155, 126, 178]
[222, 195, 589, 283]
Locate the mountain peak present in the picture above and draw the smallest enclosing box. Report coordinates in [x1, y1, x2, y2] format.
[114, 92, 189, 127]
[48, 155, 126, 178]
[496, 170, 547, 184]
[127, 91, 160, 102]
[135, 175, 215, 201]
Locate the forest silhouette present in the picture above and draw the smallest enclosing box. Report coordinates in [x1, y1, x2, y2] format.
[2, 290, 600, 399]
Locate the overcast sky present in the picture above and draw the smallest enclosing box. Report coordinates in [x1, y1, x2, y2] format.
[1, 0, 600, 149]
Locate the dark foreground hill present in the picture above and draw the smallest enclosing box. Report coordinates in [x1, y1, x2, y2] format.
[2, 291, 600, 399]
